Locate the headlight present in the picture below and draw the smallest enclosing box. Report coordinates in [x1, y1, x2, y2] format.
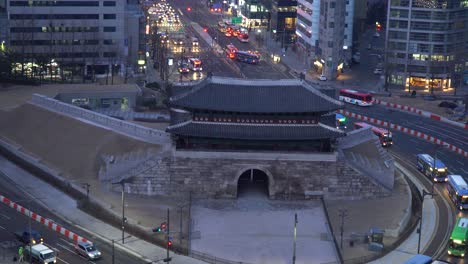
[448, 250, 452, 255]
[462, 253, 465, 257]
[32, 239, 36, 244]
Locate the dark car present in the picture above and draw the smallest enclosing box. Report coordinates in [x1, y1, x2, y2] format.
[15, 230, 44, 245]
[438, 101, 458, 109]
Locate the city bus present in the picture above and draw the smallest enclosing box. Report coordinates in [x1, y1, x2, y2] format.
[338, 89, 373, 106]
[447, 175, 468, 211]
[416, 154, 448, 182]
[448, 217, 468, 257]
[235, 50, 260, 64]
[354, 122, 393, 147]
[335, 113, 347, 129]
[188, 58, 202, 72]
[225, 44, 238, 59]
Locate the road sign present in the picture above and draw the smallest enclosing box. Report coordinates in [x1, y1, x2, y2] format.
[231, 16, 242, 24]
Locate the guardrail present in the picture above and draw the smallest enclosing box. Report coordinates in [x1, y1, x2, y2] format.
[190, 250, 255, 264]
[30, 94, 170, 144]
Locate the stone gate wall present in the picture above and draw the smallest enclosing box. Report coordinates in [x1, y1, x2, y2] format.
[119, 150, 390, 200]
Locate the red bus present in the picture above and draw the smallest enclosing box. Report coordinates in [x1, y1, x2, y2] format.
[354, 122, 393, 147]
[339, 89, 373, 106]
[225, 44, 238, 59]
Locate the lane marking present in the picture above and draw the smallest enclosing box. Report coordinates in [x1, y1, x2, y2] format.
[0, 214, 11, 219]
[457, 160, 464, 166]
[60, 237, 75, 246]
[56, 243, 75, 254]
[178, 8, 184, 16]
[0, 225, 5, 230]
[58, 257, 71, 264]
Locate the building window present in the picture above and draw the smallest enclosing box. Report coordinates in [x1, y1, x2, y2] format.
[103, 14, 116, 19]
[328, 41, 333, 48]
[104, 52, 116, 57]
[103, 1, 116, 6]
[330, 2, 335, 8]
[103, 39, 116, 45]
[10, 1, 99, 6]
[329, 22, 334, 28]
[103, 27, 116, 32]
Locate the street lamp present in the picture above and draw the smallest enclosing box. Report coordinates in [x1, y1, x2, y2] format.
[417, 189, 436, 254]
[292, 213, 298, 264]
[111, 180, 127, 244]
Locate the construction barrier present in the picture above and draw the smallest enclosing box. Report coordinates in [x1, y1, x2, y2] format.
[338, 109, 468, 158]
[373, 99, 468, 130]
[0, 194, 89, 243]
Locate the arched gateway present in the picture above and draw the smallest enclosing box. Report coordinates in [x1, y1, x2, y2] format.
[236, 169, 273, 198]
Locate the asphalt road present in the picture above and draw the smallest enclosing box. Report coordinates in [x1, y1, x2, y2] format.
[345, 103, 468, 175]
[0, 172, 147, 264]
[344, 108, 467, 262]
[171, 0, 292, 80]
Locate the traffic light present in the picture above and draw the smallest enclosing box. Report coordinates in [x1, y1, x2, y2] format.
[375, 21, 381, 31]
[167, 240, 173, 247]
[203, 27, 208, 33]
[153, 222, 167, 233]
[187, 7, 191, 11]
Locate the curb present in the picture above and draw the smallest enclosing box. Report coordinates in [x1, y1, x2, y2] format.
[373, 99, 468, 130]
[384, 163, 412, 238]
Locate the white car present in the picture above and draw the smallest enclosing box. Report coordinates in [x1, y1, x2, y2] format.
[319, 75, 327, 81]
[75, 241, 101, 260]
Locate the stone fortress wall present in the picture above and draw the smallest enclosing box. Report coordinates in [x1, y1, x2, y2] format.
[103, 148, 392, 200]
[29, 94, 394, 200]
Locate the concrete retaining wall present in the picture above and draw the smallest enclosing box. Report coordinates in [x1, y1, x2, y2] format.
[30, 94, 170, 144]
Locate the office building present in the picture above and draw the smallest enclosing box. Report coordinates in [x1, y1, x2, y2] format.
[385, 0, 468, 91]
[296, 0, 354, 80]
[6, 0, 144, 81]
[269, 0, 298, 44]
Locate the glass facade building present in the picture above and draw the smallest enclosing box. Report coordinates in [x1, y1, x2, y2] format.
[385, 0, 468, 91]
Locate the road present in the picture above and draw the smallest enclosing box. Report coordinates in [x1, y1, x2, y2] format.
[344, 103, 468, 175]
[0, 171, 146, 264]
[171, 0, 292, 80]
[344, 104, 467, 262]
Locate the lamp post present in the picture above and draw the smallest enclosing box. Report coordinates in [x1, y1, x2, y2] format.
[417, 189, 436, 254]
[112, 180, 127, 244]
[292, 213, 298, 264]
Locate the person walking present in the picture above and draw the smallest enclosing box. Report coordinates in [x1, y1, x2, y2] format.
[18, 246, 24, 262]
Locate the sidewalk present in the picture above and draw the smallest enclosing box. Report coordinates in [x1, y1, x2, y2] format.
[0, 155, 207, 264]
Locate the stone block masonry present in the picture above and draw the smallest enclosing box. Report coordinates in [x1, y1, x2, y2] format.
[119, 150, 391, 200]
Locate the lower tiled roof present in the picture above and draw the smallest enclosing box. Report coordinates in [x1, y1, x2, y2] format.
[167, 121, 344, 140]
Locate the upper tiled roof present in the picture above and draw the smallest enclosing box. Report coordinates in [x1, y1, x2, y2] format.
[166, 121, 344, 140]
[170, 77, 343, 113]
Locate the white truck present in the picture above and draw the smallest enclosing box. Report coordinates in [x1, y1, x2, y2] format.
[25, 244, 57, 264]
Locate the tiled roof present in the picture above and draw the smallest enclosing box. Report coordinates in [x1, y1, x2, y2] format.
[166, 121, 344, 140]
[169, 77, 343, 113]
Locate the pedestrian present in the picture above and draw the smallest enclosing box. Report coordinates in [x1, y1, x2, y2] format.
[18, 246, 24, 262]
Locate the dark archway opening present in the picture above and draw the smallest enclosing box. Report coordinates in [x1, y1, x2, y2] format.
[237, 169, 269, 198]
